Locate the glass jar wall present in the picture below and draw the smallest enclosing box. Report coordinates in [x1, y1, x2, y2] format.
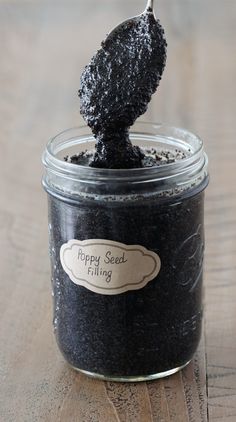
[42, 123, 209, 382]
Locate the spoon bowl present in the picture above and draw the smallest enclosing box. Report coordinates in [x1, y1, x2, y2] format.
[106, 0, 155, 41]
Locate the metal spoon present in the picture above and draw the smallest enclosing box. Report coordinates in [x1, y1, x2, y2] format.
[145, 0, 155, 13]
[106, 0, 156, 41]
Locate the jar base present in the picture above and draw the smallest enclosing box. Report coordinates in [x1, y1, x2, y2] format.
[69, 360, 191, 383]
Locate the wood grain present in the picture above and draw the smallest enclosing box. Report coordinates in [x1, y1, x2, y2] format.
[0, 0, 236, 420]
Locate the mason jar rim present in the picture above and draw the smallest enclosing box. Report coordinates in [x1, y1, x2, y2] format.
[42, 122, 207, 184]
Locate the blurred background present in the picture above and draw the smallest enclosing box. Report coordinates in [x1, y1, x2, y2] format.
[1, 0, 235, 144]
[1, 1, 236, 420]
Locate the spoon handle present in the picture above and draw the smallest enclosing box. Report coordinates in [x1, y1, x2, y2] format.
[145, 0, 154, 12]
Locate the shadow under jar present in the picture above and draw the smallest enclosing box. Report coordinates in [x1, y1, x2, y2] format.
[42, 122, 209, 382]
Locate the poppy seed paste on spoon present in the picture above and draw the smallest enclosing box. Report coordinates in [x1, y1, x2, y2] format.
[79, 3, 167, 168]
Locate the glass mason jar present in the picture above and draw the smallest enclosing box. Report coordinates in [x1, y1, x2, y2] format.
[42, 122, 209, 382]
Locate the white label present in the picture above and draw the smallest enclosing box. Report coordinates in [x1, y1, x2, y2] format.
[60, 239, 161, 295]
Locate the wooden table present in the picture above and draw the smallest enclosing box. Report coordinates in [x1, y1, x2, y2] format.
[1, 1, 236, 420]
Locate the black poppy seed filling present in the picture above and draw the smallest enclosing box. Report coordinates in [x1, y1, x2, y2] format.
[50, 190, 205, 376]
[79, 12, 167, 168]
